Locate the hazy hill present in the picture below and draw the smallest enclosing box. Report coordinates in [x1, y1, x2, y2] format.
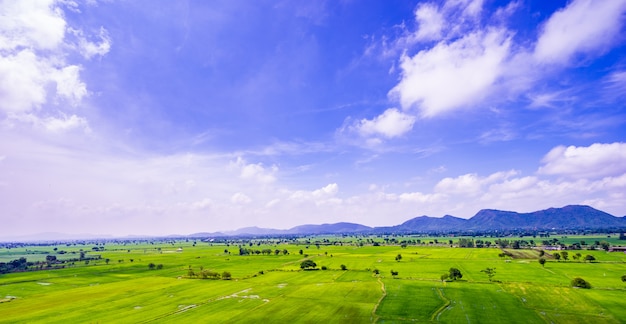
[7, 205, 625, 241]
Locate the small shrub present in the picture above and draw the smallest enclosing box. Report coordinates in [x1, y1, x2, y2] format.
[340, 264, 347, 270]
[571, 277, 591, 289]
[321, 266, 327, 270]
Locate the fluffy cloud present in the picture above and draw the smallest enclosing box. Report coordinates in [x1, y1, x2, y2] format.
[0, 1, 110, 131]
[233, 157, 278, 183]
[538, 142, 626, 179]
[389, 29, 511, 117]
[231, 192, 252, 205]
[374, 0, 626, 121]
[356, 108, 416, 138]
[434, 170, 518, 195]
[289, 183, 339, 202]
[534, 0, 626, 64]
[413, 3, 444, 41]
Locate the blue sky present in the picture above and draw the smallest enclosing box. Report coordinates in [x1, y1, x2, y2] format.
[1, 0, 626, 237]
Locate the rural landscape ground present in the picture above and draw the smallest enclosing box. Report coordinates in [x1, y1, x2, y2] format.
[1, 235, 625, 323]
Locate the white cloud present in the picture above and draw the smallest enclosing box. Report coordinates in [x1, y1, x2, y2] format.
[434, 170, 517, 195]
[230, 192, 252, 205]
[356, 108, 416, 138]
[72, 26, 112, 59]
[389, 29, 511, 117]
[5, 113, 91, 133]
[538, 142, 626, 179]
[398, 191, 443, 203]
[233, 157, 278, 183]
[0, 0, 110, 130]
[189, 198, 213, 210]
[413, 3, 444, 41]
[534, 0, 626, 64]
[289, 183, 339, 202]
[0, 0, 66, 51]
[53, 65, 88, 105]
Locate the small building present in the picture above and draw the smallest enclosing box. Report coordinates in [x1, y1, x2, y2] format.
[608, 246, 626, 252]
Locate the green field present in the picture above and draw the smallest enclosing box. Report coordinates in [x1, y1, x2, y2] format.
[1, 238, 625, 323]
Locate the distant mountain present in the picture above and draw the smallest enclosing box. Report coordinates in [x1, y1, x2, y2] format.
[465, 205, 626, 230]
[208, 205, 624, 237]
[4, 205, 625, 242]
[288, 222, 372, 234]
[381, 215, 468, 233]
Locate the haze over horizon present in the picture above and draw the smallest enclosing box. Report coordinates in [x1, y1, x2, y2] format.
[1, 0, 626, 238]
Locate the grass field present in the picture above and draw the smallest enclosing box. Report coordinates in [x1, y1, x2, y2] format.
[1, 237, 625, 323]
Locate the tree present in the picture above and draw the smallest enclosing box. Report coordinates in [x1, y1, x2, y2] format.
[620, 274, 626, 282]
[222, 271, 232, 280]
[560, 251, 569, 261]
[584, 255, 596, 262]
[299, 249, 303, 255]
[340, 264, 347, 270]
[538, 258, 546, 267]
[300, 259, 317, 270]
[395, 254, 402, 261]
[538, 250, 545, 257]
[156, 264, 163, 270]
[105, 258, 110, 265]
[553, 252, 561, 261]
[148, 263, 156, 270]
[390, 270, 399, 276]
[481, 267, 496, 281]
[373, 269, 380, 275]
[449, 268, 463, 281]
[440, 273, 450, 282]
[571, 277, 591, 289]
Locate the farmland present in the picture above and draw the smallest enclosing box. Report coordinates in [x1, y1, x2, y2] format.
[1, 236, 625, 323]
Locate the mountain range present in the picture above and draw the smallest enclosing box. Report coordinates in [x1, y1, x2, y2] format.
[191, 205, 626, 237]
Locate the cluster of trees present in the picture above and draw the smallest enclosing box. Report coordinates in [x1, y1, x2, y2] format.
[551, 251, 596, 262]
[440, 268, 463, 281]
[0, 254, 102, 274]
[187, 266, 232, 280]
[147, 263, 164, 270]
[238, 248, 289, 256]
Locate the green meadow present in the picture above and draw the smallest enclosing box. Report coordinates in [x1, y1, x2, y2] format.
[1, 238, 625, 323]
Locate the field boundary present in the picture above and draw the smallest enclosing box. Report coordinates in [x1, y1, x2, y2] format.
[371, 277, 386, 322]
[431, 287, 451, 322]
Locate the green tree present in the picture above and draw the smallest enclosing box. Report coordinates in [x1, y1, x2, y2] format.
[620, 274, 626, 282]
[440, 273, 450, 281]
[585, 254, 596, 262]
[571, 277, 591, 289]
[560, 251, 569, 261]
[449, 267, 462, 280]
[300, 259, 317, 270]
[156, 264, 163, 270]
[340, 264, 347, 270]
[390, 270, 399, 276]
[538, 258, 546, 267]
[481, 267, 496, 281]
[395, 254, 402, 261]
[373, 269, 380, 275]
[553, 252, 561, 261]
[222, 271, 232, 280]
[148, 263, 155, 270]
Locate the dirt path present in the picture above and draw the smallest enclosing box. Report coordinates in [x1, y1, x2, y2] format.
[371, 277, 386, 323]
[431, 287, 451, 322]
